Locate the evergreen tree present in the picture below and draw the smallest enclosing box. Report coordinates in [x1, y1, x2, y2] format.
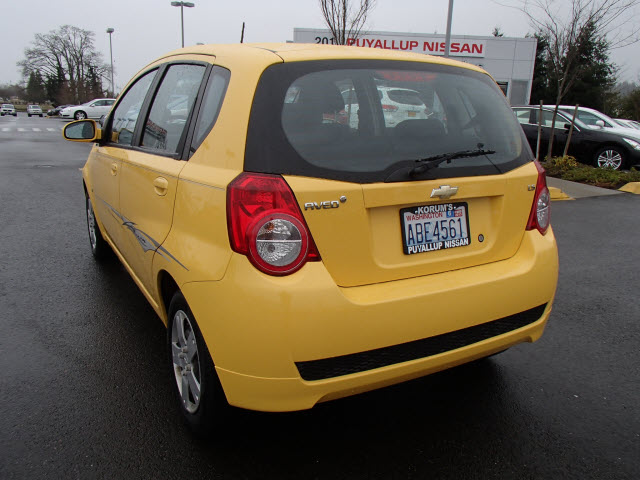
[618, 87, 640, 120]
[561, 21, 617, 111]
[45, 65, 69, 106]
[529, 23, 616, 110]
[27, 71, 47, 103]
[529, 32, 552, 105]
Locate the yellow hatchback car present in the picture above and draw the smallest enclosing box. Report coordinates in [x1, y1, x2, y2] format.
[64, 43, 558, 435]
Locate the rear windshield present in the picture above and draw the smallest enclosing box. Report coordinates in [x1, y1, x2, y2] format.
[245, 60, 531, 183]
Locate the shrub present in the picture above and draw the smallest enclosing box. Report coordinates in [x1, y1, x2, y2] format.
[542, 156, 640, 189]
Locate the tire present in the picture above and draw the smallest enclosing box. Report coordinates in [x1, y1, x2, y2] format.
[85, 194, 111, 260]
[74, 110, 87, 120]
[40, 114, 43, 117]
[594, 146, 626, 170]
[167, 291, 227, 438]
[28, 114, 31, 117]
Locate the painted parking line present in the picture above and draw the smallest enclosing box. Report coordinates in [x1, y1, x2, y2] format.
[0, 127, 63, 133]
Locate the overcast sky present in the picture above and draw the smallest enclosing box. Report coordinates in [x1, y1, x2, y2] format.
[2, 0, 639, 90]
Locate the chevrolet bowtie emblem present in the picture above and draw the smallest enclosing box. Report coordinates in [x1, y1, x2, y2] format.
[430, 185, 459, 199]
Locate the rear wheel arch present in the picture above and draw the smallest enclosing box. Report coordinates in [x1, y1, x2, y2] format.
[166, 288, 229, 437]
[159, 271, 180, 324]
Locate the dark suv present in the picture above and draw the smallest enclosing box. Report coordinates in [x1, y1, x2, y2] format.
[512, 106, 640, 170]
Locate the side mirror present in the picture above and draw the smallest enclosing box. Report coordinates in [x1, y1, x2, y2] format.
[564, 123, 571, 131]
[595, 120, 605, 128]
[63, 119, 101, 142]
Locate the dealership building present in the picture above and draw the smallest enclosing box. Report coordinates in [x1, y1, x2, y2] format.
[293, 29, 537, 106]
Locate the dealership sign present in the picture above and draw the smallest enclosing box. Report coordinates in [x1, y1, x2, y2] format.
[294, 30, 486, 58]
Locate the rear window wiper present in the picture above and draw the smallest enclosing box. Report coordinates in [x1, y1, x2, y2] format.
[409, 148, 496, 177]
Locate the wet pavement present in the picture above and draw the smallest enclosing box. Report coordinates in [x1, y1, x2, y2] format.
[1, 115, 639, 479]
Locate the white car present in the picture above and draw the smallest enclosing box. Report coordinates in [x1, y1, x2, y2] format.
[614, 118, 640, 130]
[60, 98, 116, 120]
[553, 105, 640, 144]
[339, 86, 432, 128]
[1, 104, 17, 116]
[27, 105, 43, 117]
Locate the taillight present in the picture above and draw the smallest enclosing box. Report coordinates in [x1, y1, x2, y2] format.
[227, 173, 320, 275]
[382, 104, 398, 112]
[526, 160, 551, 235]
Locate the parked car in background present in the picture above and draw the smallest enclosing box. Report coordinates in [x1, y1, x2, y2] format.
[339, 86, 434, 128]
[614, 118, 640, 130]
[1, 104, 17, 116]
[27, 105, 43, 117]
[513, 105, 640, 169]
[63, 43, 558, 436]
[555, 105, 640, 139]
[60, 98, 116, 120]
[47, 104, 73, 116]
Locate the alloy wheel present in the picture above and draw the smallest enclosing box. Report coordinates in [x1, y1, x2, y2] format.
[86, 198, 97, 250]
[597, 149, 623, 169]
[171, 310, 202, 414]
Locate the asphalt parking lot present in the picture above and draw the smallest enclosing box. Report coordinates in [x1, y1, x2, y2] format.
[0, 114, 638, 479]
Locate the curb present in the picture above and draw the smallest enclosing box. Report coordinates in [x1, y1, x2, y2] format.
[619, 182, 640, 194]
[548, 186, 573, 201]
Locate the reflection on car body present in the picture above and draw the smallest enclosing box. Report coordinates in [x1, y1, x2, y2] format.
[513, 105, 640, 169]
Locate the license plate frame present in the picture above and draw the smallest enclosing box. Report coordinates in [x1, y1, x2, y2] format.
[400, 202, 471, 255]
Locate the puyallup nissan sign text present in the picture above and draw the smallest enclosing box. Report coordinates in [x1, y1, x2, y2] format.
[294, 30, 486, 58]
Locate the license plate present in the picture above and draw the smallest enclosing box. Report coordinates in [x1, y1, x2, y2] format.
[400, 202, 470, 255]
[408, 111, 417, 117]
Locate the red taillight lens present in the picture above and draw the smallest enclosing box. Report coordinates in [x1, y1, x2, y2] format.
[382, 104, 398, 112]
[526, 160, 551, 235]
[227, 173, 320, 275]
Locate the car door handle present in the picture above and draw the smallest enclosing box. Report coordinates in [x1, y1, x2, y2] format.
[110, 163, 118, 175]
[153, 177, 169, 196]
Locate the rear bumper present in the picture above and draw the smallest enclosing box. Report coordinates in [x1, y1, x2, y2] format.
[181, 228, 558, 412]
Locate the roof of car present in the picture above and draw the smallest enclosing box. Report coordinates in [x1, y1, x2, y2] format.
[150, 42, 488, 75]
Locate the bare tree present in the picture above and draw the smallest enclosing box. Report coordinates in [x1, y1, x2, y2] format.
[318, 0, 376, 45]
[512, 0, 640, 159]
[18, 25, 110, 104]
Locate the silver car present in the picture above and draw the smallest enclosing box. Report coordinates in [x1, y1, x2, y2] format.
[27, 105, 43, 117]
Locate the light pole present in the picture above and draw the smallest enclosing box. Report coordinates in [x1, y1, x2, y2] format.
[106, 28, 115, 96]
[170, 1, 195, 48]
[444, 0, 454, 58]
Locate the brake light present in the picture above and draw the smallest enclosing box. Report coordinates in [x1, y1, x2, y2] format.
[526, 160, 551, 235]
[382, 104, 398, 112]
[227, 173, 320, 275]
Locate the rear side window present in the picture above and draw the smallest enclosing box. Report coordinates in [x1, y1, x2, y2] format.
[246, 61, 530, 183]
[190, 66, 230, 153]
[513, 108, 532, 124]
[386, 89, 424, 106]
[535, 110, 570, 128]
